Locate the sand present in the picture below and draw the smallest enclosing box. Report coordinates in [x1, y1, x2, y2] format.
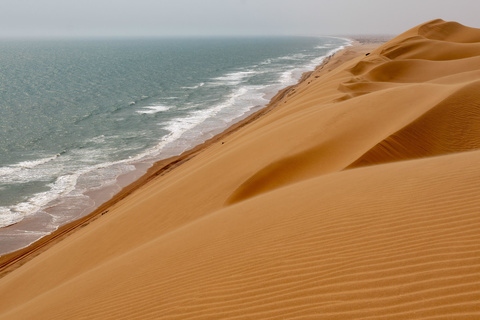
[0, 19, 479, 319]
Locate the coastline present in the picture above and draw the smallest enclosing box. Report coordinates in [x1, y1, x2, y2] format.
[2, 20, 480, 319]
[0, 39, 379, 277]
[0, 37, 351, 240]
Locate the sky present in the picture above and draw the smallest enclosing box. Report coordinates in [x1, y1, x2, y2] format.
[0, 0, 479, 38]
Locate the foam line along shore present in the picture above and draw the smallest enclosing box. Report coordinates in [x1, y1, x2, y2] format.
[0, 36, 351, 256]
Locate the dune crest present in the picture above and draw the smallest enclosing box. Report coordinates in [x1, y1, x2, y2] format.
[1, 20, 480, 319]
[349, 80, 480, 167]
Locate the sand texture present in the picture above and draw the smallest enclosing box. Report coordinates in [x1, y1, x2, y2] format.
[0, 19, 480, 319]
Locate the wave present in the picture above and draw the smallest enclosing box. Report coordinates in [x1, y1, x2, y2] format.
[182, 83, 205, 90]
[86, 135, 107, 144]
[0, 173, 80, 227]
[0, 149, 139, 228]
[259, 53, 309, 66]
[277, 53, 309, 61]
[136, 39, 351, 158]
[277, 40, 351, 87]
[260, 58, 272, 65]
[0, 154, 61, 179]
[211, 70, 257, 86]
[139, 85, 267, 157]
[136, 105, 171, 115]
[0, 38, 351, 250]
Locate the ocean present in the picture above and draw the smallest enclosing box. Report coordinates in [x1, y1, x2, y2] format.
[0, 36, 350, 254]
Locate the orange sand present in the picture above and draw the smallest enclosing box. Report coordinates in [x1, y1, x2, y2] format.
[0, 19, 479, 319]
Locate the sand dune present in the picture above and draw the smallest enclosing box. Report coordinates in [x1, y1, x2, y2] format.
[1, 19, 480, 319]
[349, 81, 480, 167]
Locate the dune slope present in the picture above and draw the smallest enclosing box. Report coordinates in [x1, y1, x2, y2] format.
[1, 19, 480, 319]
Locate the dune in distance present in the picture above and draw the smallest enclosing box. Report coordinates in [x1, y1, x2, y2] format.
[1, 19, 480, 319]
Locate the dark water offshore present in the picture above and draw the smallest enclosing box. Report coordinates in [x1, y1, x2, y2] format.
[0, 36, 350, 254]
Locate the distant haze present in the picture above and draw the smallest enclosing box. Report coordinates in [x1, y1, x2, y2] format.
[1, 0, 479, 38]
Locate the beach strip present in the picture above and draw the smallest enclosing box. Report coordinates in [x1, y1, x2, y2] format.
[3, 20, 479, 319]
[0, 40, 379, 278]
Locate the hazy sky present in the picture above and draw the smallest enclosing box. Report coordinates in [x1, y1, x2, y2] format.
[0, 0, 479, 38]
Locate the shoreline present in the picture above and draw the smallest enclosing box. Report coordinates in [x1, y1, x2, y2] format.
[0, 39, 379, 278]
[0, 37, 352, 248]
[2, 20, 480, 318]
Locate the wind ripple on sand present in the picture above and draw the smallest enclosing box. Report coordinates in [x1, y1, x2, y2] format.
[5, 150, 480, 319]
[1, 19, 480, 319]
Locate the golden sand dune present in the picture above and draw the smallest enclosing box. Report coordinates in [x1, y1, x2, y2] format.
[417, 20, 480, 43]
[1, 19, 480, 319]
[349, 81, 480, 167]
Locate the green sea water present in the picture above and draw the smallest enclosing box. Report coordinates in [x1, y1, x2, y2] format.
[0, 36, 350, 254]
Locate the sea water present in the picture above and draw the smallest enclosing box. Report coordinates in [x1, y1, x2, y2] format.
[0, 36, 350, 254]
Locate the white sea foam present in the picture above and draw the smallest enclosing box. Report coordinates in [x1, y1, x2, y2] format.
[16, 175, 78, 212]
[0, 166, 20, 178]
[0, 166, 62, 185]
[0, 145, 138, 228]
[136, 105, 171, 114]
[0, 155, 63, 186]
[0, 207, 22, 227]
[0, 37, 351, 251]
[260, 58, 272, 65]
[260, 52, 311, 66]
[17, 156, 60, 168]
[150, 84, 268, 155]
[279, 70, 297, 85]
[131, 87, 257, 158]
[278, 53, 308, 60]
[0, 154, 60, 178]
[212, 70, 256, 86]
[182, 82, 205, 89]
[137, 37, 352, 173]
[277, 39, 351, 87]
[87, 135, 106, 144]
[0, 173, 79, 228]
[218, 86, 268, 123]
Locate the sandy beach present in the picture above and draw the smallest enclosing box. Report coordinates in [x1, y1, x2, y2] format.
[1, 19, 480, 319]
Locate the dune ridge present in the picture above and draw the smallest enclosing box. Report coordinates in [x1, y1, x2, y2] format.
[1, 19, 480, 319]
